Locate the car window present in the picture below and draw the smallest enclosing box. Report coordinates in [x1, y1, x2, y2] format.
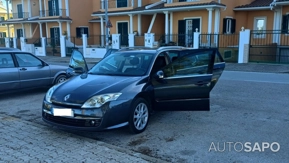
[15, 53, 42, 67]
[163, 50, 213, 77]
[89, 52, 153, 76]
[0, 53, 15, 68]
[215, 51, 224, 63]
[167, 51, 179, 62]
[104, 49, 118, 58]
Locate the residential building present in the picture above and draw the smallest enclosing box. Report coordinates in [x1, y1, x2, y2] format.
[90, 0, 288, 44]
[0, 0, 13, 46]
[1, 0, 288, 44]
[0, 0, 288, 62]
[1, 0, 95, 47]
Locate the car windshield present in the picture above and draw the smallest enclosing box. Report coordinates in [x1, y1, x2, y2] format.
[89, 52, 154, 76]
[103, 49, 118, 58]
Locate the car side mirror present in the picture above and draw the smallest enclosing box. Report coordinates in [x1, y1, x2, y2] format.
[73, 67, 84, 74]
[154, 70, 164, 80]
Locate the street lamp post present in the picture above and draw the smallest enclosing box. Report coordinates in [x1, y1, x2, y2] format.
[105, 0, 109, 51]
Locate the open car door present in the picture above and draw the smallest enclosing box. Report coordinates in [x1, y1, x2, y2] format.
[66, 50, 89, 78]
[152, 48, 224, 111]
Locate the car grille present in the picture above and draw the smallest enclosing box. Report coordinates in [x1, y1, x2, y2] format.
[43, 112, 102, 127]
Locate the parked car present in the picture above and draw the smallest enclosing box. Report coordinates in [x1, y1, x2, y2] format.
[42, 47, 225, 134]
[0, 49, 68, 92]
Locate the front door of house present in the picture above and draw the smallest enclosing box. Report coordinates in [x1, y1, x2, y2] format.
[178, 18, 200, 47]
[117, 22, 128, 46]
[50, 27, 60, 46]
[16, 29, 23, 38]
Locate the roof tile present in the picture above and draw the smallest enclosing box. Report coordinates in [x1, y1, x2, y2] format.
[235, 0, 273, 8]
[92, 1, 225, 15]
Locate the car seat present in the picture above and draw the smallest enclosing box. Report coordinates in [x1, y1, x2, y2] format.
[124, 57, 140, 73]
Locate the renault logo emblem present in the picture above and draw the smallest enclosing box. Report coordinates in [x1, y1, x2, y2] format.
[64, 94, 70, 101]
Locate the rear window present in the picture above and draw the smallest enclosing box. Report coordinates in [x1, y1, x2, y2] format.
[0, 53, 15, 68]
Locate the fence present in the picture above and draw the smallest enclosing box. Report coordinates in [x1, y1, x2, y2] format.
[87, 35, 105, 47]
[199, 33, 239, 63]
[0, 38, 5, 47]
[249, 30, 289, 63]
[45, 38, 61, 56]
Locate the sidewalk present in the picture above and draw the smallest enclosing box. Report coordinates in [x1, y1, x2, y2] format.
[0, 114, 167, 163]
[39, 56, 289, 74]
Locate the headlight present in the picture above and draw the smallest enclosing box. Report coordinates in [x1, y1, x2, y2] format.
[45, 83, 63, 103]
[82, 93, 122, 108]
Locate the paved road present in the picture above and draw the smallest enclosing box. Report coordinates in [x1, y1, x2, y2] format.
[0, 69, 288, 162]
[0, 114, 162, 163]
[221, 71, 289, 84]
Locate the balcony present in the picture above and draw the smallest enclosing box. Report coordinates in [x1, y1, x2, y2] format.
[100, 0, 137, 10]
[39, 9, 68, 17]
[10, 12, 29, 19]
[166, 0, 215, 6]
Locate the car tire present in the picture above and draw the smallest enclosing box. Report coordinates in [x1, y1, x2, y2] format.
[54, 74, 67, 85]
[129, 98, 150, 134]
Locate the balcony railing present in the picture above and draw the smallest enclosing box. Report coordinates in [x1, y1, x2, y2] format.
[100, 0, 137, 9]
[11, 12, 29, 19]
[39, 9, 68, 17]
[170, 0, 212, 3]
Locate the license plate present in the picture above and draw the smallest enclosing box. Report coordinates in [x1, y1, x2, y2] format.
[53, 108, 74, 117]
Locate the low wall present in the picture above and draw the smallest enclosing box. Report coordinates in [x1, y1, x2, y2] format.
[84, 48, 106, 58]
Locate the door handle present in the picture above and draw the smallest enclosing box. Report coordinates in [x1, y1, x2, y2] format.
[196, 81, 206, 86]
[19, 68, 27, 71]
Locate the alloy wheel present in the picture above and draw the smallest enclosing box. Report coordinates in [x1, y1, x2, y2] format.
[133, 103, 149, 131]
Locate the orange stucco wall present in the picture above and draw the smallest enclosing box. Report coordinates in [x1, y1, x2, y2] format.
[141, 15, 151, 35]
[69, 0, 94, 37]
[282, 6, 289, 15]
[172, 10, 208, 34]
[246, 10, 274, 30]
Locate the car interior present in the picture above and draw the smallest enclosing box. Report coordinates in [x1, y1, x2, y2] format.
[124, 57, 140, 73]
[0, 57, 14, 68]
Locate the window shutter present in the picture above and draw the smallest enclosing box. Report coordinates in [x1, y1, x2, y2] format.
[178, 20, 186, 46]
[76, 28, 81, 38]
[282, 15, 288, 33]
[84, 28, 89, 37]
[231, 19, 236, 34]
[192, 19, 200, 32]
[55, 0, 60, 16]
[223, 18, 227, 34]
[48, 1, 53, 16]
[3, 32, 6, 38]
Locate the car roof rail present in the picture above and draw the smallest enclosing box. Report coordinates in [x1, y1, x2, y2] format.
[156, 46, 185, 51]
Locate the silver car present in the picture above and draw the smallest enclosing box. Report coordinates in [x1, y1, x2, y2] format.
[0, 49, 67, 92]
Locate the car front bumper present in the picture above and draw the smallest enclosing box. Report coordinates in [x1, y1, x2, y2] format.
[42, 99, 131, 131]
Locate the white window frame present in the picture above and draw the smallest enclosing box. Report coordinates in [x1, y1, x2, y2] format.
[226, 19, 232, 34]
[253, 16, 267, 38]
[224, 16, 234, 34]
